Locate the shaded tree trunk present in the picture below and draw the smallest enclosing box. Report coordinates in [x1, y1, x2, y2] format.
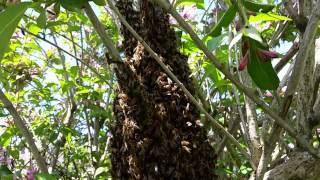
[109, 0, 216, 179]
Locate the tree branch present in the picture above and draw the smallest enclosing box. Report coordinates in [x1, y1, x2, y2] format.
[275, 42, 299, 73]
[83, 3, 122, 63]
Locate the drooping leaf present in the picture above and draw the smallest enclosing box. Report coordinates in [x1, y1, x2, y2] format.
[209, 4, 237, 37]
[249, 13, 292, 22]
[175, 0, 204, 9]
[247, 39, 279, 90]
[0, 2, 32, 60]
[243, 0, 275, 13]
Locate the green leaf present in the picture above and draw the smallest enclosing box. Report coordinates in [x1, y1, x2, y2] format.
[58, 0, 88, 11]
[94, 167, 108, 178]
[247, 40, 279, 90]
[69, 66, 79, 78]
[35, 173, 57, 180]
[76, 89, 90, 95]
[0, 129, 13, 147]
[0, 174, 14, 180]
[28, 23, 42, 35]
[249, 13, 292, 22]
[0, 165, 13, 176]
[0, 2, 32, 60]
[93, 0, 106, 6]
[207, 34, 227, 52]
[203, 61, 221, 83]
[243, 0, 275, 13]
[175, 0, 204, 9]
[209, 4, 237, 37]
[242, 26, 263, 43]
[36, 8, 47, 28]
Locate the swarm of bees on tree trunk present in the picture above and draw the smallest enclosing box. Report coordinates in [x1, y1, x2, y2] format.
[109, 0, 216, 179]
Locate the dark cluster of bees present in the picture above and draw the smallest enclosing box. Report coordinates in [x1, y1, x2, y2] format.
[109, 0, 216, 179]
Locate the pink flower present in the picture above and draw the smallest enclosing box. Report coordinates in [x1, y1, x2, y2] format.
[239, 51, 249, 71]
[181, 5, 197, 20]
[169, 15, 177, 24]
[26, 168, 37, 180]
[256, 49, 278, 61]
[170, 5, 197, 24]
[264, 91, 273, 97]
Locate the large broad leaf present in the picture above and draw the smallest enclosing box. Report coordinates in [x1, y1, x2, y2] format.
[243, 0, 275, 13]
[209, 4, 237, 37]
[175, 0, 204, 9]
[249, 13, 292, 22]
[0, 2, 32, 60]
[247, 40, 279, 90]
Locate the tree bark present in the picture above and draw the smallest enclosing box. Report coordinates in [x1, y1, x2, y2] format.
[109, 0, 216, 179]
[263, 152, 320, 180]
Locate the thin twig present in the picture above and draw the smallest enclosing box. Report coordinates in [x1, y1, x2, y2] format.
[275, 42, 299, 73]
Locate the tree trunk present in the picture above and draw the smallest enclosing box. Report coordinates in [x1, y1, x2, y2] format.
[263, 152, 320, 180]
[109, 0, 216, 179]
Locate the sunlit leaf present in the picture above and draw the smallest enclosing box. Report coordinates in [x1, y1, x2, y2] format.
[249, 13, 291, 22]
[175, 0, 204, 9]
[0, 129, 13, 147]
